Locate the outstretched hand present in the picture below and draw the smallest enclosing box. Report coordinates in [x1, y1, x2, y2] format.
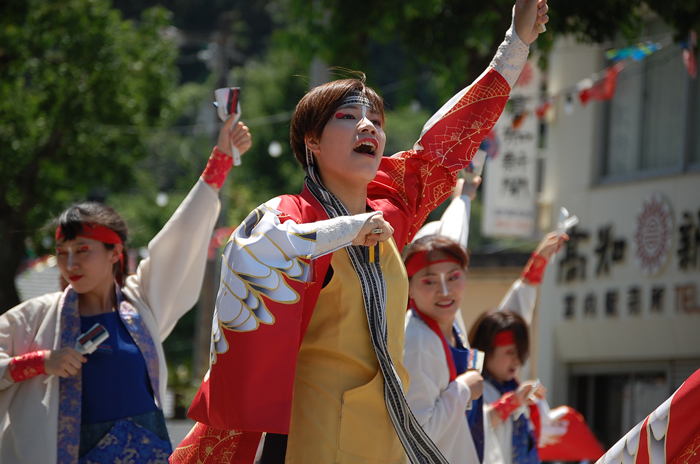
[514, 0, 549, 45]
[517, 380, 547, 405]
[217, 118, 252, 158]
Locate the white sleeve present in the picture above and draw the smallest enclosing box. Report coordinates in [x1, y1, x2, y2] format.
[0, 310, 22, 391]
[124, 178, 221, 339]
[414, 195, 471, 249]
[0, 296, 54, 390]
[311, 212, 380, 256]
[483, 410, 507, 464]
[483, 382, 510, 464]
[497, 279, 538, 326]
[488, 15, 530, 89]
[404, 320, 472, 441]
[437, 195, 471, 249]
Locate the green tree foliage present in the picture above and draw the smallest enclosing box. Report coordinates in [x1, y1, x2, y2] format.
[0, 0, 179, 310]
[271, 0, 699, 99]
[223, 47, 310, 222]
[108, 80, 216, 250]
[108, 48, 312, 252]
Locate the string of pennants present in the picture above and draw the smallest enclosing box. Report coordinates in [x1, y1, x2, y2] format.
[532, 30, 697, 123]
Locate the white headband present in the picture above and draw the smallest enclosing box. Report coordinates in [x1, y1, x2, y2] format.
[337, 91, 375, 111]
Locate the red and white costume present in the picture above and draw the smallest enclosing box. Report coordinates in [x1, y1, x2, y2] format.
[173, 28, 530, 464]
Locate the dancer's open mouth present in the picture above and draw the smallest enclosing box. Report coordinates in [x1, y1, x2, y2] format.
[354, 138, 378, 155]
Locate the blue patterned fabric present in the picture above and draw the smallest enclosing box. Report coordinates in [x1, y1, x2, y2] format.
[57, 287, 82, 464]
[468, 397, 485, 463]
[450, 341, 469, 375]
[56, 285, 163, 463]
[78, 417, 172, 464]
[483, 372, 540, 464]
[79, 409, 171, 457]
[449, 324, 485, 463]
[116, 286, 161, 406]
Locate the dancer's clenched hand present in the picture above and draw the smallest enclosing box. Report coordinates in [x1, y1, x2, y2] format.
[217, 119, 252, 157]
[514, 0, 549, 45]
[535, 231, 569, 260]
[458, 370, 484, 401]
[352, 214, 394, 247]
[451, 176, 482, 202]
[44, 348, 86, 378]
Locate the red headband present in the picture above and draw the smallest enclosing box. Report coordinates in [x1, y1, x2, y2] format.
[56, 223, 125, 285]
[55, 223, 122, 245]
[493, 330, 516, 347]
[405, 249, 462, 278]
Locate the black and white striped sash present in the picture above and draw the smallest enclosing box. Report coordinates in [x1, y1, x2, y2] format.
[304, 165, 448, 464]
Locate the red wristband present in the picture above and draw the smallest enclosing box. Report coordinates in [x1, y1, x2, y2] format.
[8, 350, 47, 382]
[492, 391, 521, 422]
[201, 147, 233, 189]
[521, 252, 548, 285]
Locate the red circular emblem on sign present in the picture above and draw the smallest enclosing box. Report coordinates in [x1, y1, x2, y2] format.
[633, 194, 673, 276]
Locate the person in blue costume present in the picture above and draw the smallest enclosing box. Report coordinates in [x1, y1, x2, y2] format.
[0, 118, 251, 464]
[469, 309, 545, 464]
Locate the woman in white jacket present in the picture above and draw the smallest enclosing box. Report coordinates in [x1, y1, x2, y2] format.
[403, 234, 485, 464]
[0, 118, 250, 463]
[403, 171, 566, 463]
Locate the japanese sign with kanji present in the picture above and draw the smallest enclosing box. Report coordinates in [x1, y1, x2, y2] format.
[482, 59, 541, 238]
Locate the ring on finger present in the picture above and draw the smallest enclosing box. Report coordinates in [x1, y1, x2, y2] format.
[371, 228, 383, 234]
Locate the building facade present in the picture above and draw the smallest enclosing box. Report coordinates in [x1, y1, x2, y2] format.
[535, 23, 700, 448]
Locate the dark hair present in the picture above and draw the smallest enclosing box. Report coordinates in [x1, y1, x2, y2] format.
[468, 309, 529, 364]
[54, 202, 130, 284]
[402, 235, 470, 275]
[289, 76, 385, 168]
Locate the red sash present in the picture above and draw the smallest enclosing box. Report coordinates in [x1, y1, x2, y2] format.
[412, 306, 457, 382]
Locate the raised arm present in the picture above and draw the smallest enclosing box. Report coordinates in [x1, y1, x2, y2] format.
[414, 176, 482, 246]
[498, 231, 567, 325]
[372, 0, 548, 245]
[121, 119, 251, 340]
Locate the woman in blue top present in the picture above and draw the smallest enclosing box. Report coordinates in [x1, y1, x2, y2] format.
[0, 119, 250, 463]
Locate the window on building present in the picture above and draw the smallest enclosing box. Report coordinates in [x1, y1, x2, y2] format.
[569, 371, 668, 448]
[568, 360, 700, 449]
[601, 24, 698, 181]
[691, 69, 700, 166]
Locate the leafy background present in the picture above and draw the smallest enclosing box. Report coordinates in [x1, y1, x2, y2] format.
[2, 0, 698, 413]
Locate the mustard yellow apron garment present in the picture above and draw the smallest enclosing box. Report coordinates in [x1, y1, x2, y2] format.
[287, 239, 410, 464]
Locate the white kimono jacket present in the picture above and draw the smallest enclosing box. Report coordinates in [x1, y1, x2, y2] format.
[404, 312, 480, 464]
[404, 278, 535, 464]
[405, 149, 537, 462]
[0, 178, 219, 463]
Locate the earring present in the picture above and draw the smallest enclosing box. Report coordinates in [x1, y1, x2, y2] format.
[305, 144, 314, 167]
